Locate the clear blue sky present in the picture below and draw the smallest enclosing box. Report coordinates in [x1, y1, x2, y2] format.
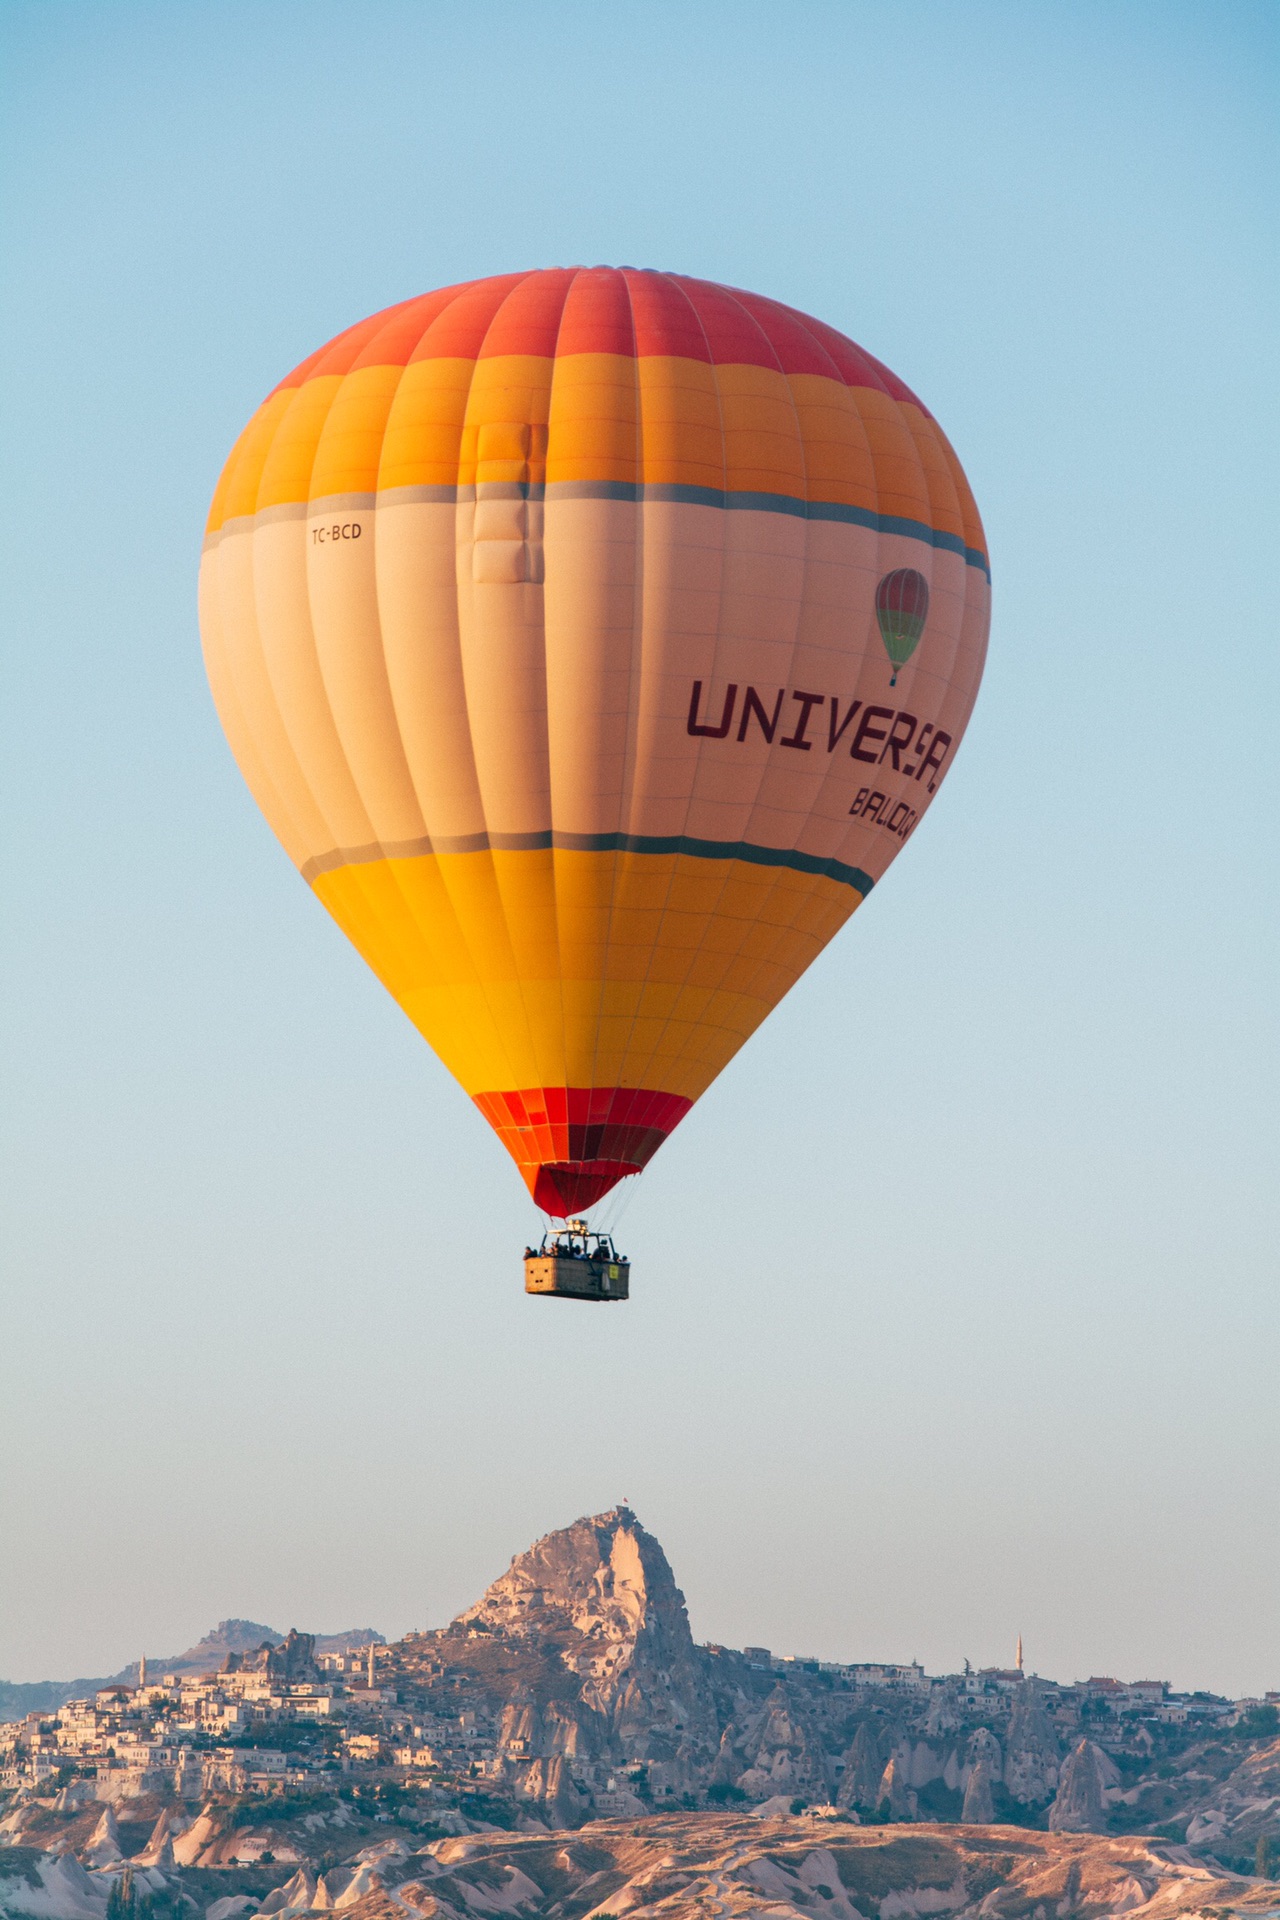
[2, 1, 1276, 1696]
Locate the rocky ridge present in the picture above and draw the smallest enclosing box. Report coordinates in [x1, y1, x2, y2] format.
[2, 1814, 1278, 1920]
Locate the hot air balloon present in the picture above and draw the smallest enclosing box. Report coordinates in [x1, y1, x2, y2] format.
[875, 567, 931, 685]
[199, 268, 989, 1291]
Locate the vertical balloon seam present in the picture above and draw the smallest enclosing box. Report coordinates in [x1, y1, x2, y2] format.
[259, 359, 370, 859]
[465, 276, 558, 1119]
[874, 382, 952, 825]
[777, 307, 876, 874]
[577, 273, 677, 1177]
[320, 285, 528, 1119]
[427, 278, 548, 1114]
[705, 377, 865, 1033]
[714, 288, 850, 1024]
[626, 279, 824, 1102]
[592, 270, 733, 1172]
[626, 292, 811, 1144]
[365, 302, 521, 1116]
[869, 354, 933, 701]
[601, 275, 702, 1193]
[213, 404, 350, 866]
[320, 342, 427, 834]
[357, 300, 516, 1096]
[618, 277, 815, 1116]
[513, 273, 575, 1116]
[906, 412, 972, 760]
[783, 307, 890, 878]
[548, 273, 650, 1193]
[200, 549, 314, 870]
[302, 324, 447, 1070]
[620, 276, 796, 1128]
[278, 360, 415, 1035]
[250, 518, 368, 865]
[913, 401, 986, 811]
[549, 271, 617, 1198]
[545, 270, 582, 1188]
[542, 269, 633, 1204]
[217, 413, 336, 867]
[449, 286, 563, 1125]
[581, 268, 644, 1176]
[391, 280, 540, 1114]
[591, 268, 672, 1191]
[606, 277, 696, 1201]
[547, 269, 639, 1207]
[256, 365, 381, 859]
[787, 302, 949, 878]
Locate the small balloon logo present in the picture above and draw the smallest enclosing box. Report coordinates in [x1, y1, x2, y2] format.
[875, 568, 930, 685]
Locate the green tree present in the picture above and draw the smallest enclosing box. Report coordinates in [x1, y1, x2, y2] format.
[106, 1870, 137, 1920]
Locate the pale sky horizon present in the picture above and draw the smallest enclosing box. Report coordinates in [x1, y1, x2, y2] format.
[1, 1, 1276, 1700]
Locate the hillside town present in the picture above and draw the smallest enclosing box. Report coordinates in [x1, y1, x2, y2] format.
[2, 1511, 1278, 1920]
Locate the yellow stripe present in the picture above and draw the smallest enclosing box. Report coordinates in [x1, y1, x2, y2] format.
[311, 847, 861, 1099]
[205, 352, 983, 548]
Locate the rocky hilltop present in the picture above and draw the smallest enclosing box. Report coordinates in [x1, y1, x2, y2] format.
[0, 1625, 383, 1722]
[398, 1508, 717, 1820]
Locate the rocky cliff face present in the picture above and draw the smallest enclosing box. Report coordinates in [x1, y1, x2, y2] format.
[1049, 1739, 1120, 1832]
[439, 1507, 718, 1805]
[1001, 1684, 1057, 1803]
[224, 1630, 318, 1684]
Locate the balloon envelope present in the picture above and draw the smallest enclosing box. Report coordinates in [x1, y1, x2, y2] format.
[199, 269, 990, 1214]
[875, 566, 932, 675]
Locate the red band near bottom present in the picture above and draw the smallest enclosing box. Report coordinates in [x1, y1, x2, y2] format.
[473, 1086, 693, 1215]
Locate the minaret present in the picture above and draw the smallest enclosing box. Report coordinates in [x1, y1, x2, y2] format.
[366, 1642, 375, 1690]
[1016, 1635, 1023, 1674]
[138, 1655, 147, 1691]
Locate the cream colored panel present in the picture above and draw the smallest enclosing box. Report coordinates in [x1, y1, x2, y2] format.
[542, 497, 639, 838]
[748, 531, 971, 863]
[454, 500, 551, 837]
[824, 549, 986, 886]
[199, 556, 313, 870]
[624, 499, 727, 842]
[200, 539, 334, 867]
[681, 505, 807, 847]
[372, 498, 487, 842]
[305, 509, 427, 845]
[742, 516, 878, 855]
[249, 517, 376, 854]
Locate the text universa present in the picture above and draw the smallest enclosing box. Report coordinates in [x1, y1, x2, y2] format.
[687, 681, 953, 795]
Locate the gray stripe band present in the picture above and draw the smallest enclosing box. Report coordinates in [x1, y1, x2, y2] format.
[207, 483, 990, 577]
[300, 829, 876, 895]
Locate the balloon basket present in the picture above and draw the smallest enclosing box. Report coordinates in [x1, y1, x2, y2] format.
[524, 1220, 630, 1302]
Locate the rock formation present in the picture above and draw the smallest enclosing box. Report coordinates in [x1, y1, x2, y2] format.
[224, 1629, 317, 1684]
[734, 1683, 832, 1804]
[964, 1726, 1002, 1786]
[837, 1721, 886, 1810]
[460, 1506, 718, 1786]
[1005, 1682, 1061, 1805]
[877, 1754, 915, 1820]
[961, 1757, 996, 1823]
[136, 1810, 176, 1869]
[1049, 1739, 1119, 1832]
[83, 1806, 123, 1867]
[925, 1686, 961, 1738]
[434, 1506, 722, 1814]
